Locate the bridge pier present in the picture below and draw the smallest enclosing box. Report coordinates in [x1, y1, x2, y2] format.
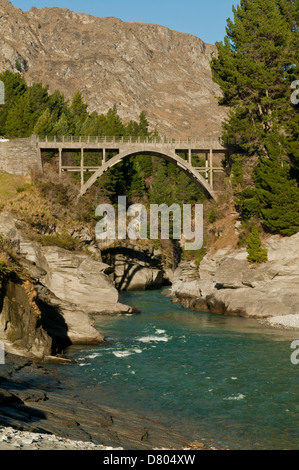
[81, 148, 84, 187]
[59, 148, 62, 177]
[210, 149, 213, 189]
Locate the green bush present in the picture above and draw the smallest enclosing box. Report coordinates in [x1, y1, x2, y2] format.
[195, 246, 207, 267]
[37, 233, 80, 251]
[246, 226, 268, 264]
[208, 209, 217, 224]
[0, 260, 10, 278]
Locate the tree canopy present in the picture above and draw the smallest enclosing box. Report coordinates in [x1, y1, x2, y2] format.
[211, 0, 299, 236]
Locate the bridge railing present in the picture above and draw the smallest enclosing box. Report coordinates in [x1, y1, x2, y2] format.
[36, 135, 223, 145]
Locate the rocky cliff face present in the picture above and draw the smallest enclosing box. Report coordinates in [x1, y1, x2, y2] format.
[0, 0, 226, 138]
[172, 233, 299, 322]
[0, 212, 138, 360]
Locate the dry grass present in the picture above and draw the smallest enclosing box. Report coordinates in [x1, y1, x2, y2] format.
[0, 167, 95, 250]
[0, 170, 31, 206]
[203, 192, 239, 253]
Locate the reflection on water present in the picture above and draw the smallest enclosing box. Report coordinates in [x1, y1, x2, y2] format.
[63, 289, 299, 450]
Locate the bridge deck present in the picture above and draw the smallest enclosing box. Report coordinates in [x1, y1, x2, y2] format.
[37, 136, 226, 151]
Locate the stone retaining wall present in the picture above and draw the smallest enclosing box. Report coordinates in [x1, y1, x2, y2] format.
[0, 135, 41, 175]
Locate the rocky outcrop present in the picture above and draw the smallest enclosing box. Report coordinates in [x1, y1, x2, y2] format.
[172, 233, 299, 320]
[0, 280, 52, 359]
[0, 0, 227, 138]
[0, 212, 137, 359]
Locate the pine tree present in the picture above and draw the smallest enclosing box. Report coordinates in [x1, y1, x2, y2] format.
[48, 89, 68, 122]
[138, 111, 149, 136]
[104, 105, 124, 136]
[28, 82, 49, 115]
[55, 113, 70, 136]
[33, 108, 55, 136]
[69, 91, 88, 122]
[254, 130, 299, 235]
[0, 71, 27, 135]
[211, 0, 299, 236]
[149, 159, 173, 205]
[5, 92, 34, 137]
[246, 226, 268, 264]
[211, 0, 294, 153]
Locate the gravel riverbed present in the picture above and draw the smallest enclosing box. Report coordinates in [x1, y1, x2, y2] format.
[0, 426, 124, 450]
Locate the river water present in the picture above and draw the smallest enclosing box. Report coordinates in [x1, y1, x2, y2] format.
[62, 289, 299, 450]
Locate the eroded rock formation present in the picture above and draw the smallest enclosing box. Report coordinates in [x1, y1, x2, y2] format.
[172, 233, 299, 320]
[0, 212, 137, 359]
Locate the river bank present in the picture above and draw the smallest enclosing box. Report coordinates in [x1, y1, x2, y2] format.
[0, 352, 196, 451]
[171, 232, 299, 324]
[1, 210, 299, 450]
[2, 287, 299, 451]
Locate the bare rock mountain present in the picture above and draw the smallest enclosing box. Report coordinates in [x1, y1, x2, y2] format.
[0, 0, 226, 137]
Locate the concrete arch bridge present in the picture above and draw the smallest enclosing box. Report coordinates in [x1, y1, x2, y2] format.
[37, 136, 227, 200]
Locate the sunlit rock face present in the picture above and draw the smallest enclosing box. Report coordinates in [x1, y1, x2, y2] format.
[0, 0, 226, 138]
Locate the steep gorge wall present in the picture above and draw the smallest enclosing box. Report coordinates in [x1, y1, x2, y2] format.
[0, 278, 53, 358]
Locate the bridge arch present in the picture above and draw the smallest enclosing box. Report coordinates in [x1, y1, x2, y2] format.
[80, 148, 217, 200]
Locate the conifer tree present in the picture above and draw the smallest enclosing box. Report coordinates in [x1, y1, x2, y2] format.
[246, 225, 268, 264]
[104, 105, 124, 136]
[138, 111, 149, 136]
[69, 91, 88, 122]
[55, 113, 70, 136]
[211, 0, 299, 236]
[5, 92, 34, 137]
[149, 159, 173, 205]
[211, 0, 294, 152]
[33, 108, 55, 136]
[0, 71, 27, 134]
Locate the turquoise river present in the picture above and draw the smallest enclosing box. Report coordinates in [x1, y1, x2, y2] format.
[60, 289, 299, 450]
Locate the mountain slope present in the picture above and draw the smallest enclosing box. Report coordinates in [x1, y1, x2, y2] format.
[0, 0, 226, 137]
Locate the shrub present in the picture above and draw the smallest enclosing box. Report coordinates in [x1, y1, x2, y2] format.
[208, 209, 217, 224]
[195, 246, 207, 267]
[246, 226, 268, 264]
[0, 260, 10, 278]
[37, 233, 80, 251]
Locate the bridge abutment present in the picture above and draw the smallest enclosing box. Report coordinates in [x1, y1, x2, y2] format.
[0, 135, 42, 175]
